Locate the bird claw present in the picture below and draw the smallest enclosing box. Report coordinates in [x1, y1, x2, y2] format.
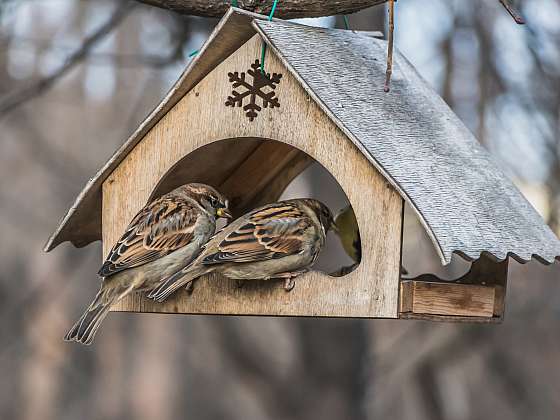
[185, 280, 194, 295]
[284, 278, 296, 292]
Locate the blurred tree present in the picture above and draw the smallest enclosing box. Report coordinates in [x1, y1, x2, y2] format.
[0, 1, 559, 420]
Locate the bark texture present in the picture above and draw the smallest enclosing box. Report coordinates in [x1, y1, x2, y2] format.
[136, 0, 388, 18]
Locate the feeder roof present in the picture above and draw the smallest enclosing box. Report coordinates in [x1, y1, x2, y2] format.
[45, 8, 560, 266]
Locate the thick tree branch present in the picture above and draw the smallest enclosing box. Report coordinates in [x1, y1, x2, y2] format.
[0, 2, 133, 116]
[136, 0, 526, 23]
[136, 0, 388, 18]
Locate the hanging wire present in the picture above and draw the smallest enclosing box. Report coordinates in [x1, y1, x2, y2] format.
[260, 0, 279, 73]
[269, 0, 279, 18]
[343, 15, 350, 30]
[384, 0, 395, 92]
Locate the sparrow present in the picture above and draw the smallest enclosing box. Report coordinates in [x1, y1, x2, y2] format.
[147, 198, 337, 302]
[64, 183, 231, 345]
[335, 205, 361, 265]
[334, 205, 408, 276]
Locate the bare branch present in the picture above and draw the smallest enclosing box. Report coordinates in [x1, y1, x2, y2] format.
[383, 0, 395, 92]
[0, 2, 133, 117]
[136, 0, 528, 24]
[136, 0, 387, 19]
[498, 0, 525, 24]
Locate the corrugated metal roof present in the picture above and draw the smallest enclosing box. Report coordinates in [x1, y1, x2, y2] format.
[254, 19, 560, 264]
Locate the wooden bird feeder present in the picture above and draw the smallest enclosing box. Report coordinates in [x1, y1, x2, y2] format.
[45, 8, 560, 323]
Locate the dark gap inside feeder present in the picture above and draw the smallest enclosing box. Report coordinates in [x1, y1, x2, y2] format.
[148, 137, 361, 279]
[401, 203, 471, 280]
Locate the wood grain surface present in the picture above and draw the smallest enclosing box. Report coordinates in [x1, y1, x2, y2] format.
[104, 35, 404, 318]
[399, 255, 508, 322]
[400, 281, 496, 318]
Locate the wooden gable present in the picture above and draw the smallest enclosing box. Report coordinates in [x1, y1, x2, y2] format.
[104, 35, 404, 318]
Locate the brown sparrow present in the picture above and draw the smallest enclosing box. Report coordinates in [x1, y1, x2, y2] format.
[335, 205, 361, 265]
[64, 183, 231, 345]
[334, 205, 407, 276]
[148, 198, 336, 302]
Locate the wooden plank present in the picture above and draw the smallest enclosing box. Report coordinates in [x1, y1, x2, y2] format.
[400, 254, 509, 321]
[493, 285, 506, 317]
[104, 35, 404, 318]
[399, 312, 503, 324]
[399, 280, 495, 318]
[399, 280, 413, 313]
[474, 255, 508, 317]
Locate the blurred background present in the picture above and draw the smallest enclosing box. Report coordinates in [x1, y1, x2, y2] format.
[1, 0, 559, 419]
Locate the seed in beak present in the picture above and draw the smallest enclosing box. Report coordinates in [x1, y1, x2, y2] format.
[217, 208, 233, 219]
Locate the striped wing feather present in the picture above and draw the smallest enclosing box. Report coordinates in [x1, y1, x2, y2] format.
[203, 203, 310, 264]
[98, 196, 199, 277]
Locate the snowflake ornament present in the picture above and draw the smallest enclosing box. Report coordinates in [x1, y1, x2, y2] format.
[225, 59, 282, 121]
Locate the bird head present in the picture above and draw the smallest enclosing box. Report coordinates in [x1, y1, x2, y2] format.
[306, 199, 337, 234]
[182, 183, 232, 220]
[334, 205, 361, 263]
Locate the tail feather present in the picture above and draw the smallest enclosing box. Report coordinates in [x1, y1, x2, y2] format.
[64, 288, 119, 345]
[148, 266, 206, 302]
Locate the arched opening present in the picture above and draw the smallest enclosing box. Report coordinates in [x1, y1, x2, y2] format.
[149, 137, 359, 276]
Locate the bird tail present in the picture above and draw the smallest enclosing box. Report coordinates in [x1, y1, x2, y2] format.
[64, 284, 123, 345]
[148, 265, 207, 303]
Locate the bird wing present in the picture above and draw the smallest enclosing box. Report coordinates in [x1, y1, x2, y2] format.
[98, 196, 201, 277]
[202, 203, 311, 265]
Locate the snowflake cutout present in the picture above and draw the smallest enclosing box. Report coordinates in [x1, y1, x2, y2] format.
[225, 59, 282, 121]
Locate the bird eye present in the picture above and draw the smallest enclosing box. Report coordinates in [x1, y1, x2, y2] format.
[210, 197, 219, 208]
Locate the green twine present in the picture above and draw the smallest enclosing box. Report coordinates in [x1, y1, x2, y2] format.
[231, 0, 238, 6]
[260, 44, 268, 73]
[268, 0, 278, 18]
[260, 0, 279, 74]
[343, 15, 350, 30]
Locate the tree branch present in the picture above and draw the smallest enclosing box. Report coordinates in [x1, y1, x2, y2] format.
[0, 2, 133, 117]
[136, 0, 527, 23]
[136, 0, 388, 19]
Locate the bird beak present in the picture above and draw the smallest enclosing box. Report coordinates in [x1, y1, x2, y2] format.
[217, 207, 233, 219]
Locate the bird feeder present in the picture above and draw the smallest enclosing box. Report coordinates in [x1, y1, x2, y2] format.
[45, 8, 560, 323]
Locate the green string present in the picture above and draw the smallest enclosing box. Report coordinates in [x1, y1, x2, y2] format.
[269, 0, 279, 18]
[260, 0, 279, 74]
[231, 0, 238, 6]
[343, 15, 350, 30]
